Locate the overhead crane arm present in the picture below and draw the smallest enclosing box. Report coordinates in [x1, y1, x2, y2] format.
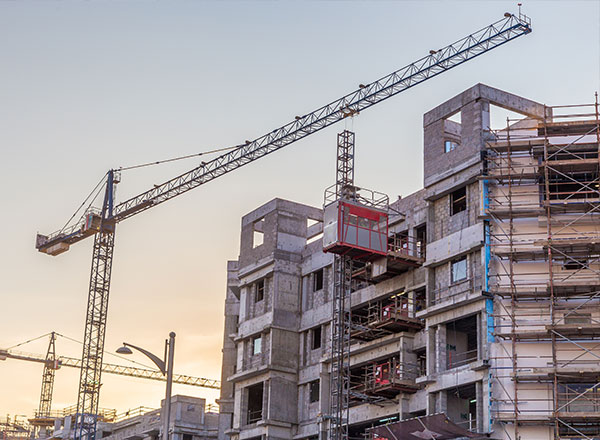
[37, 11, 531, 254]
[113, 13, 531, 221]
[0, 348, 220, 389]
[32, 9, 532, 440]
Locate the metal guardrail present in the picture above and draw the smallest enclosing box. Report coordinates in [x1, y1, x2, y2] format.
[246, 408, 262, 424]
[447, 348, 478, 369]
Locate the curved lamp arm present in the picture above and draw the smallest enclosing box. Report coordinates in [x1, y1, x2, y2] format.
[122, 342, 166, 374]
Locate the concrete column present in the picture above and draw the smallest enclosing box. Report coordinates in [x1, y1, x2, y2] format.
[436, 391, 448, 414]
[239, 286, 247, 322]
[264, 379, 270, 421]
[426, 327, 436, 376]
[63, 416, 71, 433]
[272, 271, 279, 310]
[476, 312, 483, 361]
[425, 267, 435, 307]
[409, 226, 416, 256]
[460, 99, 490, 153]
[476, 380, 485, 433]
[479, 311, 490, 361]
[435, 325, 447, 373]
[301, 276, 308, 311]
[426, 202, 435, 244]
[299, 330, 305, 367]
[427, 393, 437, 416]
[398, 394, 410, 420]
[319, 362, 330, 417]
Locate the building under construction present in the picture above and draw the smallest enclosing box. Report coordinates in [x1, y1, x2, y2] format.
[215, 83, 600, 440]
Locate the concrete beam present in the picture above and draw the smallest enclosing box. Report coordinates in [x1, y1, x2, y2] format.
[424, 83, 550, 127]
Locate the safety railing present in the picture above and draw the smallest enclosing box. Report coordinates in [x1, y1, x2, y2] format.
[113, 407, 156, 423]
[454, 415, 478, 432]
[387, 234, 425, 259]
[365, 358, 420, 391]
[447, 348, 478, 369]
[246, 408, 262, 424]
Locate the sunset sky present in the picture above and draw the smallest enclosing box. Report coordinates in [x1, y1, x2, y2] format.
[1, 0, 599, 419]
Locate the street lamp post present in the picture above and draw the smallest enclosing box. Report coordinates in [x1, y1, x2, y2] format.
[116, 332, 176, 440]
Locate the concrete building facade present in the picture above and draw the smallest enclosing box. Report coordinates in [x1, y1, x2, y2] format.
[50, 396, 218, 440]
[217, 84, 600, 440]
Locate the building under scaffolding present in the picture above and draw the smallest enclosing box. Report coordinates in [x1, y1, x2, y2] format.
[216, 84, 600, 440]
[486, 98, 600, 439]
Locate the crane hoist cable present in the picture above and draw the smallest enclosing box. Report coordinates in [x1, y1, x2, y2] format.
[118, 145, 240, 172]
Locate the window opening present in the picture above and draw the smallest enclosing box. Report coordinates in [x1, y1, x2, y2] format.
[313, 268, 324, 292]
[450, 187, 467, 215]
[451, 257, 468, 284]
[547, 171, 599, 201]
[255, 279, 265, 302]
[446, 315, 478, 369]
[415, 224, 427, 258]
[311, 326, 322, 350]
[445, 140, 459, 153]
[309, 380, 320, 403]
[247, 383, 264, 423]
[563, 259, 588, 271]
[414, 288, 426, 313]
[252, 218, 265, 248]
[252, 335, 262, 355]
[448, 383, 477, 431]
[564, 313, 592, 325]
[415, 348, 427, 376]
[558, 383, 600, 413]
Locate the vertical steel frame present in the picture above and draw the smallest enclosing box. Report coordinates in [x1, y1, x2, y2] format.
[74, 172, 117, 440]
[330, 131, 355, 440]
[38, 332, 57, 419]
[331, 255, 352, 440]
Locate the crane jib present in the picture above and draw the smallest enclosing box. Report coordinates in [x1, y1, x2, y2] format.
[37, 13, 531, 246]
[111, 15, 530, 222]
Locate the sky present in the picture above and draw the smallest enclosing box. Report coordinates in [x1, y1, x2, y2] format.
[1, 0, 599, 420]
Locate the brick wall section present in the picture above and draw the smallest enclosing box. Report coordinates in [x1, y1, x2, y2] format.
[432, 182, 479, 241]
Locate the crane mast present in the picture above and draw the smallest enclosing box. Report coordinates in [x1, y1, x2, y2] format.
[33, 11, 532, 440]
[330, 131, 355, 440]
[74, 170, 117, 440]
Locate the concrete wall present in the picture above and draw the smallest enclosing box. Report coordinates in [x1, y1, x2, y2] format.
[217, 85, 572, 440]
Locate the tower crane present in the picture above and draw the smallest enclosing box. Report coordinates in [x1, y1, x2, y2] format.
[34, 10, 532, 440]
[1, 334, 220, 436]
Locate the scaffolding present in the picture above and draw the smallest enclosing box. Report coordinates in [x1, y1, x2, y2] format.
[484, 95, 600, 439]
[350, 294, 424, 341]
[0, 417, 30, 440]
